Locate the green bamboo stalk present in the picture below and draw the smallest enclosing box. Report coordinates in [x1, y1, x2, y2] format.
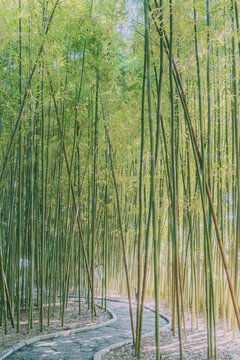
[0, 247, 8, 335]
[144, 1, 160, 358]
[104, 124, 136, 346]
[169, 1, 183, 357]
[135, 40, 146, 356]
[17, 0, 23, 333]
[230, 0, 240, 338]
[104, 155, 108, 311]
[91, 74, 99, 320]
[28, 99, 34, 329]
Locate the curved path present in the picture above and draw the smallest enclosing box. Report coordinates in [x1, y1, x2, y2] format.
[6, 300, 168, 360]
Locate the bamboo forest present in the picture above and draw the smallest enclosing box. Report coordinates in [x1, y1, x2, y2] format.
[0, 0, 240, 359]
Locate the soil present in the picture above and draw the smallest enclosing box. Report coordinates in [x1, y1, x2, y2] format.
[0, 298, 110, 353]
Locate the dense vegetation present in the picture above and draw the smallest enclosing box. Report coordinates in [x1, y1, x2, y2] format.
[0, 0, 240, 359]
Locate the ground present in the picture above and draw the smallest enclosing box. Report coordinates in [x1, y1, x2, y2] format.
[1, 297, 240, 360]
[102, 299, 240, 360]
[0, 298, 110, 353]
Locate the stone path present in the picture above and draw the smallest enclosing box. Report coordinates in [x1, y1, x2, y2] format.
[7, 300, 168, 360]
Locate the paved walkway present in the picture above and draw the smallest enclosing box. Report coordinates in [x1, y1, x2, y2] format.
[7, 300, 167, 360]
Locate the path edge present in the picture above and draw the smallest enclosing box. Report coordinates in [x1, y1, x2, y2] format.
[0, 306, 117, 360]
[94, 305, 170, 360]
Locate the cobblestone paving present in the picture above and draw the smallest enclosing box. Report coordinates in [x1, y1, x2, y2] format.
[7, 300, 167, 360]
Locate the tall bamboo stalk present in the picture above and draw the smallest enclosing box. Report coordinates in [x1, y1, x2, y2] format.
[17, 0, 23, 334]
[144, 1, 160, 358]
[104, 124, 136, 346]
[136, 40, 146, 356]
[169, 1, 183, 357]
